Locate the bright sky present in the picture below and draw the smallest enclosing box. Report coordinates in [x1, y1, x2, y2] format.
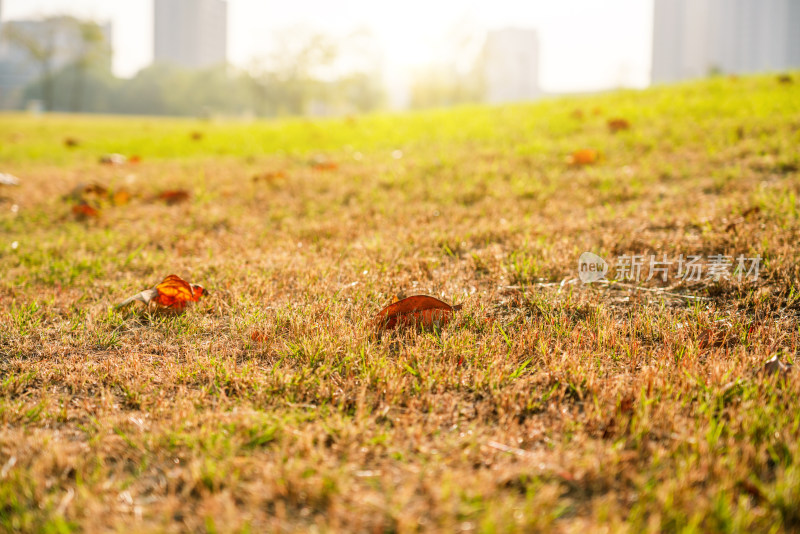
[1, 0, 654, 93]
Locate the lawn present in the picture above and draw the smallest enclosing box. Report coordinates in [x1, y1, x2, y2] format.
[1, 73, 799, 533]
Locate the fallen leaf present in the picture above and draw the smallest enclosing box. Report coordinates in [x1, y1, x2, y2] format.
[67, 183, 108, 200]
[250, 331, 269, 343]
[777, 74, 793, 84]
[762, 354, 792, 377]
[117, 274, 206, 312]
[156, 190, 191, 205]
[252, 170, 287, 183]
[64, 137, 80, 148]
[100, 153, 127, 165]
[0, 173, 20, 186]
[567, 149, 600, 166]
[129, 155, 142, 164]
[742, 206, 761, 218]
[190, 131, 204, 141]
[607, 118, 631, 133]
[374, 295, 463, 331]
[312, 161, 338, 171]
[570, 109, 585, 120]
[112, 190, 132, 206]
[72, 203, 100, 219]
[698, 322, 733, 349]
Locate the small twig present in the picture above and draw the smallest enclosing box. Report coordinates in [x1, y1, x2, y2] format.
[595, 279, 712, 301]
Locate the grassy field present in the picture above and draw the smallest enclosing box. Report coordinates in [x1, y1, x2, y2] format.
[1, 73, 799, 533]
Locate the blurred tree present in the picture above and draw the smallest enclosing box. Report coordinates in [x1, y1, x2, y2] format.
[16, 20, 385, 117]
[408, 18, 485, 109]
[249, 28, 338, 116]
[409, 63, 484, 109]
[248, 28, 385, 117]
[23, 63, 116, 112]
[3, 17, 64, 111]
[70, 20, 110, 112]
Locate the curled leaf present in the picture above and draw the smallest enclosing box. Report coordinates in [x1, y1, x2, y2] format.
[567, 149, 600, 166]
[112, 190, 132, 206]
[252, 170, 287, 183]
[374, 295, 463, 331]
[72, 203, 100, 219]
[312, 161, 338, 171]
[607, 118, 631, 133]
[156, 190, 191, 205]
[250, 331, 269, 343]
[100, 153, 127, 165]
[66, 183, 107, 203]
[117, 274, 206, 312]
[762, 354, 792, 377]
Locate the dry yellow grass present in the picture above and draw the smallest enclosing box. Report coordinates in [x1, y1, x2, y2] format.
[1, 73, 800, 532]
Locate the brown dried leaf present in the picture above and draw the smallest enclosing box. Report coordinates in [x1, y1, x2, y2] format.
[156, 190, 191, 205]
[374, 295, 463, 331]
[762, 354, 792, 377]
[72, 203, 100, 219]
[607, 118, 631, 133]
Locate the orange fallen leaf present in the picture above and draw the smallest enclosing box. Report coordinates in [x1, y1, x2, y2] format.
[374, 295, 463, 331]
[607, 118, 631, 133]
[116, 274, 206, 312]
[567, 149, 600, 166]
[156, 190, 191, 205]
[72, 203, 100, 219]
[250, 331, 269, 343]
[252, 170, 287, 183]
[129, 155, 142, 164]
[112, 190, 132, 206]
[312, 161, 338, 171]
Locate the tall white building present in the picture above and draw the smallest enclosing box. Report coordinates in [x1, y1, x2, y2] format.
[483, 28, 540, 104]
[652, 0, 800, 83]
[154, 0, 227, 69]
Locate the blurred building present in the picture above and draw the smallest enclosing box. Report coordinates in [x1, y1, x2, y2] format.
[154, 0, 228, 69]
[483, 28, 540, 104]
[0, 17, 112, 109]
[652, 0, 800, 83]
